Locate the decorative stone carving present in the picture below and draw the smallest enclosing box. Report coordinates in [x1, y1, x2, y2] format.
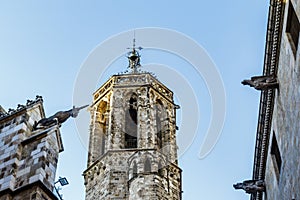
[0, 95, 44, 119]
[0, 98, 63, 199]
[233, 179, 265, 194]
[241, 75, 279, 90]
[33, 105, 88, 130]
[84, 53, 181, 199]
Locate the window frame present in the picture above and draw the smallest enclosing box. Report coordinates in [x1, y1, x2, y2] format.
[286, 2, 300, 57]
[270, 132, 282, 181]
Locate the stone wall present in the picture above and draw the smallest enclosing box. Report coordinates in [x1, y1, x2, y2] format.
[0, 100, 63, 200]
[264, 0, 300, 199]
[84, 150, 133, 199]
[0, 184, 59, 200]
[85, 73, 182, 200]
[84, 149, 181, 200]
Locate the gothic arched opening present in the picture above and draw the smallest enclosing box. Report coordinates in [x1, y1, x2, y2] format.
[158, 161, 164, 177]
[125, 94, 137, 148]
[156, 99, 164, 149]
[97, 100, 108, 156]
[133, 161, 138, 178]
[144, 158, 151, 173]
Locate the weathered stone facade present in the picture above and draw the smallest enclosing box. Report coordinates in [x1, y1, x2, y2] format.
[236, 0, 300, 200]
[264, 0, 300, 199]
[0, 97, 63, 200]
[83, 72, 182, 200]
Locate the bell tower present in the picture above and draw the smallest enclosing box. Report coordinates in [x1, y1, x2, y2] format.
[83, 46, 182, 200]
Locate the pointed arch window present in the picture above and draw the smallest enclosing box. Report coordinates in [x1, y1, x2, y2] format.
[144, 158, 151, 173]
[156, 99, 164, 149]
[158, 161, 164, 177]
[125, 94, 137, 148]
[133, 162, 138, 178]
[96, 101, 108, 156]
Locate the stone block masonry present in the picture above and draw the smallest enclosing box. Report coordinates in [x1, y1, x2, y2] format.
[84, 72, 182, 200]
[0, 97, 63, 200]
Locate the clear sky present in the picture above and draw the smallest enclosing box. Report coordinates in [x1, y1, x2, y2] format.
[0, 1, 269, 199]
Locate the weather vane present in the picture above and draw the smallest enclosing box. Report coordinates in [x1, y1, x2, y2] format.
[127, 30, 143, 73]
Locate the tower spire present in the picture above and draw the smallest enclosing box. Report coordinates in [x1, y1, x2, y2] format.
[133, 30, 136, 49]
[127, 32, 142, 73]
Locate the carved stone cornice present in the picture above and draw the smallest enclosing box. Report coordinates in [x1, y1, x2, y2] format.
[250, 1, 285, 200]
[92, 73, 174, 106]
[0, 95, 44, 122]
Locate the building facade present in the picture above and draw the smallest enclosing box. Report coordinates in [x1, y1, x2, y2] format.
[236, 0, 300, 199]
[83, 49, 182, 200]
[0, 96, 63, 200]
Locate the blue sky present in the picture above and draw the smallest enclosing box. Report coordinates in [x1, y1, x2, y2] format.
[0, 1, 269, 199]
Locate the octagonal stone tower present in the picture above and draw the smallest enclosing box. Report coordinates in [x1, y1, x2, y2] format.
[83, 48, 182, 200]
